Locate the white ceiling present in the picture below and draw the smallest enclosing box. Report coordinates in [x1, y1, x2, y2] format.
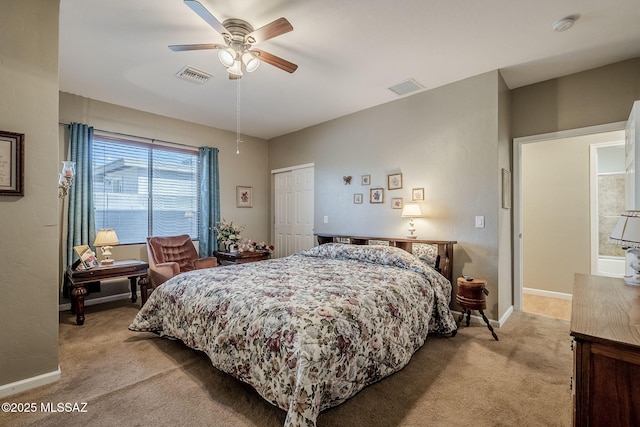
[59, 0, 640, 140]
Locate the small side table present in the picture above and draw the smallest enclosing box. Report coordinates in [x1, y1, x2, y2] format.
[66, 260, 148, 325]
[215, 251, 270, 266]
[455, 277, 499, 341]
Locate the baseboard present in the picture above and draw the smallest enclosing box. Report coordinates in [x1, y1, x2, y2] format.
[59, 292, 137, 312]
[498, 305, 513, 326]
[523, 287, 572, 301]
[0, 368, 61, 399]
[452, 304, 513, 329]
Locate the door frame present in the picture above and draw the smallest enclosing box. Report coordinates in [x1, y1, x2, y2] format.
[589, 140, 625, 275]
[513, 122, 626, 311]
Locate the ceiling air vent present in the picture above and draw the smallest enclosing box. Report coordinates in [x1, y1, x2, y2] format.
[388, 79, 424, 96]
[176, 65, 212, 84]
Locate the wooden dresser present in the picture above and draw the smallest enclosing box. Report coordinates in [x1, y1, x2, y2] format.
[570, 273, 640, 426]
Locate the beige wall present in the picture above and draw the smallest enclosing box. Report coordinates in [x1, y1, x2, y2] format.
[512, 57, 640, 138]
[269, 71, 512, 321]
[522, 131, 624, 295]
[522, 135, 588, 294]
[497, 75, 513, 315]
[0, 0, 61, 389]
[59, 93, 271, 300]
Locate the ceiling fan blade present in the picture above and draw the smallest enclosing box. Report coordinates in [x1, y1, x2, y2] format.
[253, 49, 298, 73]
[169, 43, 225, 51]
[246, 18, 293, 44]
[184, 0, 229, 38]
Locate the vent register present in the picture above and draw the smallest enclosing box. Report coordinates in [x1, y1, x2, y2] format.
[388, 78, 424, 96]
[176, 65, 212, 84]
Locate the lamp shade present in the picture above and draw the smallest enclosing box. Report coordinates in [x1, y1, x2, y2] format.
[61, 161, 75, 177]
[93, 228, 120, 247]
[401, 203, 422, 218]
[227, 59, 243, 77]
[610, 211, 640, 248]
[218, 48, 236, 67]
[242, 51, 260, 72]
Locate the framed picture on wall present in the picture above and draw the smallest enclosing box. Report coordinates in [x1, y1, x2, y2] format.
[412, 188, 425, 201]
[0, 130, 24, 196]
[236, 186, 253, 208]
[502, 169, 511, 209]
[370, 188, 384, 204]
[361, 175, 371, 185]
[354, 193, 363, 204]
[387, 173, 402, 190]
[391, 198, 403, 209]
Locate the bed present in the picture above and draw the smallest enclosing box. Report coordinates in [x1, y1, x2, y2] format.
[129, 236, 457, 427]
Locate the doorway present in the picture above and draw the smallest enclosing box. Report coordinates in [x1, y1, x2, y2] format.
[513, 123, 626, 314]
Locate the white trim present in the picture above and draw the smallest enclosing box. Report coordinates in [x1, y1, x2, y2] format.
[271, 162, 314, 174]
[513, 121, 626, 312]
[589, 140, 625, 274]
[590, 143, 599, 275]
[523, 287, 573, 300]
[59, 292, 136, 312]
[452, 305, 513, 328]
[0, 368, 61, 399]
[514, 122, 626, 145]
[498, 305, 514, 326]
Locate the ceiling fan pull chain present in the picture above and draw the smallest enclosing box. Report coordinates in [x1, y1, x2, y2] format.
[236, 78, 242, 155]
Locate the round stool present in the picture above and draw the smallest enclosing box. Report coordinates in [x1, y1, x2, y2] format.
[455, 277, 498, 341]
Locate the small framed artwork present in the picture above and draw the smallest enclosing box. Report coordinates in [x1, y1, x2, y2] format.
[502, 169, 511, 209]
[361, 174, 371, 185]
[354, 193, 363, 204]
[370, 188, 384, 204]
[391, 198, 403, 209]
[387, 173, 403, 190]
[0, 130, 24, 196]
[236, 186, 253, 208]
[412, 188, 425, 201]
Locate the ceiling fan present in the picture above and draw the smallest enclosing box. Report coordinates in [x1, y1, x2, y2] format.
[169, 0, 298, 79]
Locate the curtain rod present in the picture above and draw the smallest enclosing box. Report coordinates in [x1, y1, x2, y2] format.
[58, 122, 199, 150]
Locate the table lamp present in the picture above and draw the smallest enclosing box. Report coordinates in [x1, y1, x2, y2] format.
[93, 228, 120, 265]
[609, 210, 640, 286]
[401, 203, 422, 239]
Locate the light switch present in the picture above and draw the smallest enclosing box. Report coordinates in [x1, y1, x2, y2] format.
[475, 215, 485, 228]
[323, 215, 329, 224]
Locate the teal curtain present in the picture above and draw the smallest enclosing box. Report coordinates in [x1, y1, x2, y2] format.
[66, 123, 96, 266]
[198, 147, 220, 257]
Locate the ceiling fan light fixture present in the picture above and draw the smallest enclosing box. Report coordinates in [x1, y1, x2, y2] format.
[227, 59, 243, 77]
[218, 47, 236, 67]
[242, 51, 260, 73]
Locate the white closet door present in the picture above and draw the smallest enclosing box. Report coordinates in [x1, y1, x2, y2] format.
[274, 165, 314, 258]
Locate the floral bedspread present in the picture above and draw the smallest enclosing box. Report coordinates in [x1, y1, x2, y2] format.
[129, 243, 456, 427]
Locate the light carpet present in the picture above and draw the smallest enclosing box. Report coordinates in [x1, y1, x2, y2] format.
[0, 300, 572, 427]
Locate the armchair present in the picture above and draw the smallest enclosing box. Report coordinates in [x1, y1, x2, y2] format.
[143, 234, 217, 304]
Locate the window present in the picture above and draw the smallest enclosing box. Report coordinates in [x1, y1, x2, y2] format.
[92, 135, 199, 244]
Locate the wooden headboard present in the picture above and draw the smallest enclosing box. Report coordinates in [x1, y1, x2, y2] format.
[315, 234, 456, 284]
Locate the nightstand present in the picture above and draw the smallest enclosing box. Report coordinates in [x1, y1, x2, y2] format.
[455, 277, 498, 341]
[215, 251, 270, 265]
